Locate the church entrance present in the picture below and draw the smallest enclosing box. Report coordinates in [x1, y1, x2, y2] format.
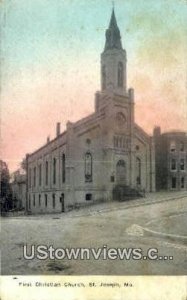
[113, 160, 127, 201]
[116, 160, 126, 184]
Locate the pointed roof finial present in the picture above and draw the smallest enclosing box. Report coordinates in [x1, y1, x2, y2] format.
[109, 6, 118, 28]
[104, 6, 122, 51]
[112, 0, 115, 9]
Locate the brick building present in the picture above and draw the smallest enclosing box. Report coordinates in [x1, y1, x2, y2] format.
[154, 127, 187, 191]
[26, 9, 155, 214]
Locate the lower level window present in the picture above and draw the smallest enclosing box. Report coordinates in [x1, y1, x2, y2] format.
[181, 177, 185, 189]
[28, 196, 31, 209]
[85, 193, 92, 201]
[53, 194, 56, 208]
[33, 195, 35, 207]
[45, 194, 48, 207]
[171, 177, 176, 189]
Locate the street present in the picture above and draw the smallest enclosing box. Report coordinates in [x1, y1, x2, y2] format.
[1, 192, 187, 275]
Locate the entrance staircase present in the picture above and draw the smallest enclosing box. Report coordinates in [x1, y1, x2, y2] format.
[112, 185, 145, 201]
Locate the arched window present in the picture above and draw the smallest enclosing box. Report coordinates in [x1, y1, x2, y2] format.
[85, 152, 92, 182]
[53, 158, 56, 184]
[62, 153, 66, 183]
[102, 65, 106, 90]
[118, 62, 124, 87]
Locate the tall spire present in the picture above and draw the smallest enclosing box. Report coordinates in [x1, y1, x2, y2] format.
[104, 8, 122, 51]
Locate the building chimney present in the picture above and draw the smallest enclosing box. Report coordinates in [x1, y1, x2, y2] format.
[153, 126, 161, 137]
[47, 136, 50, 143]
[56, 122, 61, 137]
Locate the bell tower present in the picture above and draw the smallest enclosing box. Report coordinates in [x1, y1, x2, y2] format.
[101, 9, 127, 94]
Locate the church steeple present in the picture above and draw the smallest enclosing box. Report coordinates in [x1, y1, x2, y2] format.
[101, 9, 127, 93]
[104, 8, 122, 51]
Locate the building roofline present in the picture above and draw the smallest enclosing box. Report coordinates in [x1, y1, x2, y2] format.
[28, 130, 67, 158]
[134, 123, 151, 139]
[161, 130, 187, 136]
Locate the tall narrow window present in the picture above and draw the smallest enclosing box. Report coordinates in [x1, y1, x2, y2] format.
[171, 159, 176, 170]
[181, 177, 185, 188]
[28, 195, 31, 209]
[180, 142, 184, 152]
[123, 138, 126, 148]
[180, 142, 184, 151]
[53, 158, 56, 184]
[113, 136, 116, 147]
[33, 194, 35, 207]
[136, 157, 141, 185]
[39, 164, 42, 186]
[62, 153, 66, 183]
[85, 152, 92, 182]
[171, 177, 176, 189]
[39, 194, 41, 207]
[102, 65, 106, 90]
[45, 161, 48, 185]
[33, 167, 36, 187]
[29, 168, 31, 188]
[180, 159, 185, 170]
[118, 62, 124, 87]
[52, 194, 56, 209]
[116, 137, 119, 148]
[45, 194, 48, 207]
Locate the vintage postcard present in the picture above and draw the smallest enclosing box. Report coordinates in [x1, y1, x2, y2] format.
[0, 0, 187, 299]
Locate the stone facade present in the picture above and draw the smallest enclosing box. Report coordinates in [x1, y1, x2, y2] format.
[154, 127, 187, 191]
[26, 9, 155, 214]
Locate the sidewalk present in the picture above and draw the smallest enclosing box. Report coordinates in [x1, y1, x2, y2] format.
[3, 191, 186, 220]
[64, 190, 187, 218]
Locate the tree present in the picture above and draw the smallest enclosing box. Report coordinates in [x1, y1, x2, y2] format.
[0, 160, 12, 212]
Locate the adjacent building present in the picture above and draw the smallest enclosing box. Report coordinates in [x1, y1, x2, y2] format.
[154, 127, 187, 191]
[11, 169, 26, 210]
[26, 9, 156, 214]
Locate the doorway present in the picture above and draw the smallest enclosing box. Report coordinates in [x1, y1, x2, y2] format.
[116, 160, 126, 184]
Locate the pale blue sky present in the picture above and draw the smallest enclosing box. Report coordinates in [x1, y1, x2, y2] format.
[1, 0, 186, 76]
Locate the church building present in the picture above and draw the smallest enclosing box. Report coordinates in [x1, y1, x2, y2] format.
[26, 9, 156, 214]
